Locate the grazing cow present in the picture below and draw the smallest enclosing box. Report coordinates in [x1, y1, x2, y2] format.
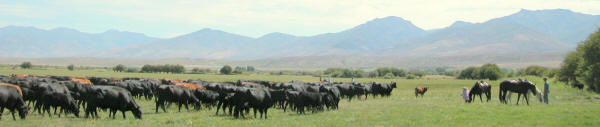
[284, 91, 300, 112]
[11, 74, 35, 79]
[162, 78, 186, 85]
[415, 87, 428, 97]
[335, 83, 357, 101]
[35, 83, 79, 118]
[193, 89, 219, 109]
[232, 88, 272, 119]
[86, 86, 142, 119]
[295, 91, 329, 114]
[155, 85, 201, 113]
[0, 83, 30, 120]
[174, 83, 205, 90]
[70, 77, 92, 85]
[372, 82, 397, 97]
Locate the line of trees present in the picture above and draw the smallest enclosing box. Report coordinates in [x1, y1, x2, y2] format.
[140, 64, 185, 73]
[457, 64, 504, 80]
[220, 65, 255, 74]
[323, 68, 364, 78]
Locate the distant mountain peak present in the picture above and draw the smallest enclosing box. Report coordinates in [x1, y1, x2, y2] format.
[448, 21, 473, 28]
[365, 16, 412, 25]
[50, 27, 80, 33]
[514, 8, 579, 16]
[260, 32, 295, 38]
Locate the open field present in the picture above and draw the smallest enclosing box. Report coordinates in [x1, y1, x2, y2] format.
[0, 68, 599, 127]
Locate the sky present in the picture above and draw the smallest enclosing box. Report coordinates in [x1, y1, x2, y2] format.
[1, 0, 599, 38]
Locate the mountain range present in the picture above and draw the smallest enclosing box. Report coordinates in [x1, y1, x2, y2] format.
[1, 9, 599, 60]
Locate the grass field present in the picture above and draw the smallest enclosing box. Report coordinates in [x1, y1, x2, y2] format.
[0, 68, 599, 127]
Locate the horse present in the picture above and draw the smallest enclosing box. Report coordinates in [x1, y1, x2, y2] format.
[499, 80, 538, 105]
[506, 87, 543, 104]
[468, 81, 491, 103]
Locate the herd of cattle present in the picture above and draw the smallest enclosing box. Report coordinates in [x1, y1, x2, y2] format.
[0, 74, 397, 120]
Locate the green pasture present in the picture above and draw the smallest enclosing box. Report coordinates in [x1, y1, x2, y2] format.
[0, 68, 598, 127]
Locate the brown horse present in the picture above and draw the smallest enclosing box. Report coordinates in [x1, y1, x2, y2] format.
[499, 80, 538, 105]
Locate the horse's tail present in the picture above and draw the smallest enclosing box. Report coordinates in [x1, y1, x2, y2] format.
[498, 81, 505, 103]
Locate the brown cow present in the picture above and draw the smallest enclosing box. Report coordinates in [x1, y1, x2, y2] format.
[415, 87, 428, 97]
[162, 78, 185, 85]
[11, 74, 35, 78]
[174, 83, 205, 90]
[0, 83, 23, 97]
[70, 77, 92, 85]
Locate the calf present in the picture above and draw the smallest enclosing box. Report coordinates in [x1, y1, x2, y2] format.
[415, 87, 428, 97]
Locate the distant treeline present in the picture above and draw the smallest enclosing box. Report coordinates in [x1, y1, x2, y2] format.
[322, 67, 426, 79]
[140, 64, 185, 73]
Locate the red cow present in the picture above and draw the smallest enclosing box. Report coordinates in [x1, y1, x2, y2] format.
[415, 87, 428, 97]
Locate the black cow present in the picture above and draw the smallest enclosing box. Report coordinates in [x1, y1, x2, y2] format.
[155, 85, 201, 113]
[295, 91, 330, 114]
[193, 89, 219, 109]
[0, 84, 30, 120]
[35, 83, 79, 118]
[85, 86, 142, 119]
[232, 88, 272, 119]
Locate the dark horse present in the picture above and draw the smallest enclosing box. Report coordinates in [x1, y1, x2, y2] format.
[499, 80, 538, 105]
[468, 81, 491, 103]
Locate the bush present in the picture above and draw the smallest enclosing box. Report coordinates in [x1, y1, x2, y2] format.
[126, 68, 139, 73]
[324, 68, 364, 78]
[67, 64, 75, 71]
[220, 65, 232, 74]
[406, 74, 416, 79]
[113, 64, 127, 72]
[375, 67, 405, 77]
[518, 65, 549, 77]
[20, 62, 32, 69]
[383, 73, 394, 79]
[458, 64, 504, 80]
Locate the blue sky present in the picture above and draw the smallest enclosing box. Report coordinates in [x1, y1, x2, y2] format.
[1, 0, 599, 38]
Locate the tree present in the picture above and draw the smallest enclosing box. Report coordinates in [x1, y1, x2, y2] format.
[233, 66, 245, 74]
[558, 28, 600, 92]
[479, 64, 504, 80]
[20, 62, 32, 69]
[113, 64, 127, 72]
[126, 68, 139, 73]
[247, 66, 255, 72]
[67, 64, 75, 71]
[458, 67, 478, 79]
[220, 65, 233, 74]
[558, 51, 583, 85]
[457, 64, 504, 80]
[579, 28, 600, 92]
[435, 67, 447, 74]
[518, 65, 549, 77]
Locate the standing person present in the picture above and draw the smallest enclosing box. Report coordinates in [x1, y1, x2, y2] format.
[462, 87, 470, 103]
[543, 78, 550, 104]
[351, 77, 355, 83]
